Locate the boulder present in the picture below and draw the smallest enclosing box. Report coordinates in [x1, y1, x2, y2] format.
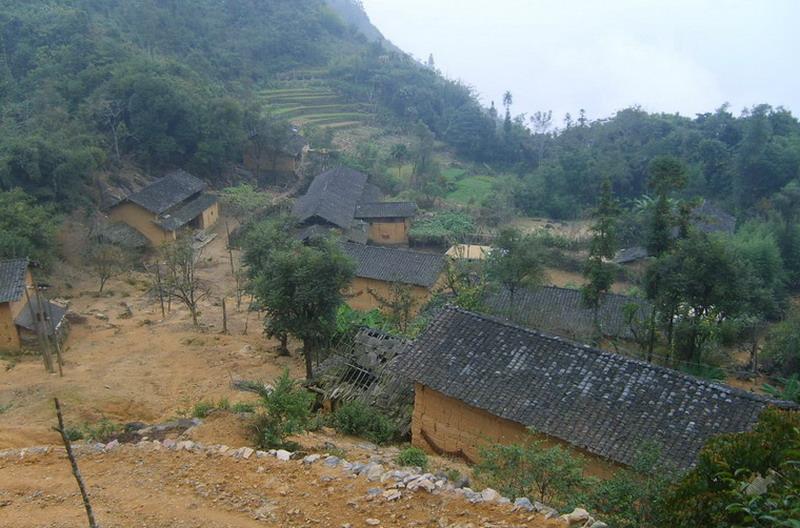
[480, 488, 500, 502]
[563, 508, 590, 526]
[303, 454, 322, 465]
[324, 456, 342, 468]
[513, 497, 535, 512]
[364, 463, 385, 482]
[275, 449, 291, 461]
[365, 519, 380, 526]
[589, 522, 608, 528]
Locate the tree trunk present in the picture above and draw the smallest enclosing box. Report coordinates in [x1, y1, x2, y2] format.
[646, 305, 657, 363]
[221, 298, 228, 335]
[278, 333, 289, 357]
[302, 339, 314, 380]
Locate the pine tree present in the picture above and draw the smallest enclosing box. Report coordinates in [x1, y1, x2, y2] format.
[582, 178, 619, 331]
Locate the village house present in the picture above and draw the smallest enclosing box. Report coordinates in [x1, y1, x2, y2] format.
[108, 170, 219, 246]
[292, 167, 417, 246]
[445, 244, 492, 261]
[339, 242, 445, 314]
[483, 285, 652, 342]
[400, 306, 795, 473]
[244, 127, 308, 178]
[0, 259, 67, 352]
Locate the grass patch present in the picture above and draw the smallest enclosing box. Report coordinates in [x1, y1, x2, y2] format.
[447, 175, 495, 205]
[331, 401, 396, 445]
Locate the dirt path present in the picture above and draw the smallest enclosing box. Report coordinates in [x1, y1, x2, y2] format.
[0, 446, 558, 528]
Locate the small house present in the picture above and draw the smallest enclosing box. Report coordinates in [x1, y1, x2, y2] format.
[244, 127, 308, 178]
[340, 242, 445, 314]
[445, 244, 492, 261]
[483, 285, 652, 342]
[400, 306, 795, 472]
[292, 167, 417, 246]
[0, 259, 67, 352]
[108, 170, 219, 246]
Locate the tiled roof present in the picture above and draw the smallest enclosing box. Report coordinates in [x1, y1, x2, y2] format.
[692, 200, 736, 235]
[157, 193, 218, 231]
[15, 298, 67, 335]
[340, 242, 445, 288]
[124, 170, 206, 214]
[0, 258, 28, 303]
[96, 222, 149, 249]
[400, 306, 796, 469]
[355, 202, 417, 219]
[292, 167, 370, 229]
[483, 286, 652, 341]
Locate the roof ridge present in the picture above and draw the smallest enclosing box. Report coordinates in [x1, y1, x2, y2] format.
[438, 305, 793, 407]
[536, 284, 646, 302]
[341, 241, 439, 257]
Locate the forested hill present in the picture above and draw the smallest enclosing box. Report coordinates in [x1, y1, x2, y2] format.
[0, 0, 485, 204]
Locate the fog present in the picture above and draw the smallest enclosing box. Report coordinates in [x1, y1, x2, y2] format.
[361, 0, 799, 123]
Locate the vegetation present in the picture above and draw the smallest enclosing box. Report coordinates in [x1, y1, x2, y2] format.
[475, 440, 587, 507]
[331, 401, 396, 445]
[662, 408, 800, 528]
[582, 178, 619, 322]
[396, 446, 429, 470]
[243, 218, 355, 377]
[0, 189, 58, 266]
[485, 227, 545, 307]
[763, 310, 800, 377]
[409, 211, 476, 246]
[253, 370, 315, 450]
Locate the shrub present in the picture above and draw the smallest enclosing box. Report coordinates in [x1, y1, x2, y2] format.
[231, 402, 256, 414]
[474, 440, 589, 507]
[409, 211, 476, 246]
[662, 408, 800, 527]
[64, 427, 84, 442]
[253, 370, 315, 449]
[82, 418, 120, 443]
[331, 401, 396, 445]
[397, 447, 428, 469]
[763, 311, 800, 376]
[192, 401, 216, 418]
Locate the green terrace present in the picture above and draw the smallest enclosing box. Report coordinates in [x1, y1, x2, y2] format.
[258, 83, 374, 130]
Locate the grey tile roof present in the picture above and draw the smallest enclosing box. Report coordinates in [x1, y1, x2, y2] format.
[340, 242, 445, 288]
[400, 306, 796, 469]
[292, 167, 370, 229]
[484, 286, 652, 341]
[0, 258, 28, 303]
[157, 193, 218, 231]
[124, 170, 206, 215]
[613, 246, 649, 264]
[15, 298, 67, 335]
[355, 202, 417, 219]
[692, 200, 736, 235]
[96, 222, 149, 249]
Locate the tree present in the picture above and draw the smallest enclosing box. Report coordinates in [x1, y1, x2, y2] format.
[368, 282, 418, 334]
[159, 238, 209, 327]
[220, 184, 274, 225]
[582, 178, 619, 326]
[252, 370, 315, 450]
[0, 189, 58, 267]
[646, 155, 687, 257]
[87, 240, 132, 294]
[245, 229, 354, 378]
[502, 90, 513, 137]
[389, 143, 408, 180]
[486, 228, 544, 310]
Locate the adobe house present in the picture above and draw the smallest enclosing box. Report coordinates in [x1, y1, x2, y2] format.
[445, 244, 491, 261]
[244, 127, 308, 178]
[354, 202, 417, 246]
[339, 242, 445, 314]
[292, 167, 417, 246]
[400, 306, 796, 472]
[483, 285, 652, 342]
[0, 259, 67, 352]
[108, 170, 219, 246]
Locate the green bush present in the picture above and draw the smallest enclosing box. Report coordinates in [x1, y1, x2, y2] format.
[192, 401, 216, 418]
[397, 447, 428, 469]
[662, 408, 800, 527]
[331, 401, 396, 445]
[474, 440, 589, 508]
[409, 211, 476, 246]
[253, 370, 315, 449]
[82, 418, 120, 443]
[763, 311, 800, 376]
[64, 427, 84, 442]
[231, 402, 256, 414]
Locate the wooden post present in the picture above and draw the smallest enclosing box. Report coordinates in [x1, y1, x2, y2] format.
[154, 263, 165, 318]
[36, 285, 63, 377]
[24, 285, 53, 373]
[54, 398, 99, 528]
[221, 297, 229, 335]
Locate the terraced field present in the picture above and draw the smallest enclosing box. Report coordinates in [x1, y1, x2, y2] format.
[259, 83, 374, 131]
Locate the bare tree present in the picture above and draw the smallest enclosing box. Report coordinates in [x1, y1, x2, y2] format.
[368, 282, 418, 334]
[160, 238, 210, 327]
[87, 240, 132, 294]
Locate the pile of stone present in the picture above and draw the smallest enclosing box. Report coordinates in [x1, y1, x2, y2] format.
[0, 438, 605, 527]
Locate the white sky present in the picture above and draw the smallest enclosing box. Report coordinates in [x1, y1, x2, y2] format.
[360, 0, 799, 124]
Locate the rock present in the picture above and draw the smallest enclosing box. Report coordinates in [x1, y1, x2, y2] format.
[275, 449, 291, 461]
[105, 440, 120, 451]
[364, 463, 385, 482]
[745, 474, 775, 496]
[162, 439, 177, 449]
[176, 441, 195, 451]
[324, 456, 341, 467]
[256, 450, 269, 458]
[303, 454, 322, 465]
[407, 477, 436, 493]
[365, 519, 380, 526]
[94, 312, 108, 321]
[480, 488, 500, 502]
[497, 496, 510, 504]
[382, 490, 401, 501]
[513, 498, 535, 512]
[563, 508, 590, 526]
[348, 462, 366, 474]
[589, 522, 608, 528]
[366, 488, 382, 496]
[239, 447, 254, 459]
